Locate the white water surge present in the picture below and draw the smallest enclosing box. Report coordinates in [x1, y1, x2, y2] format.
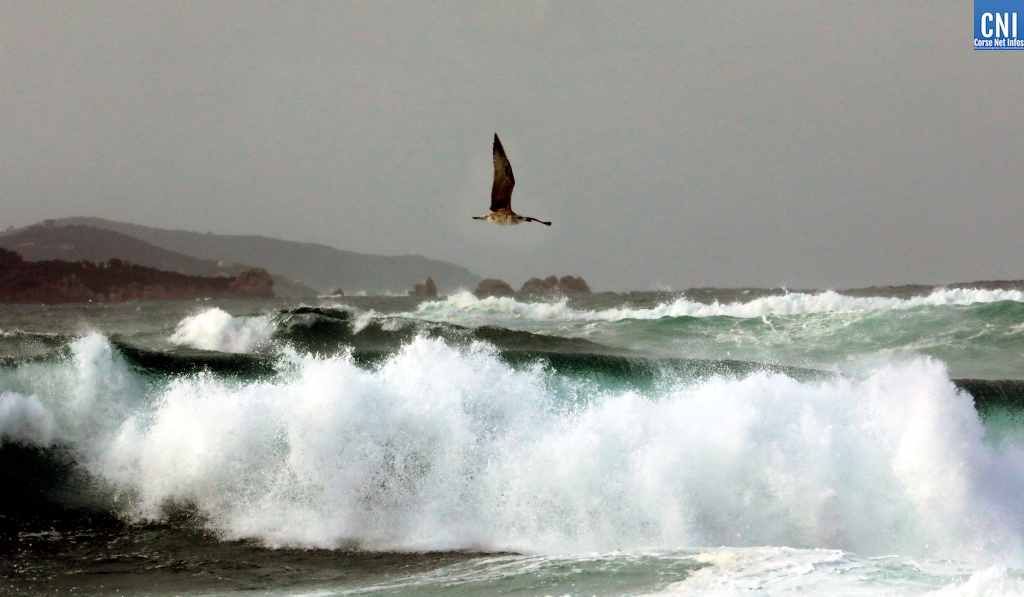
[169, 307, 274, 353]
[2, 332, 1023, 569]
[411, 288, 1024, 324]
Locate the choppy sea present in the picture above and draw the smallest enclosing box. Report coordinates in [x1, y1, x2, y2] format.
[3, 287, 1024, 595]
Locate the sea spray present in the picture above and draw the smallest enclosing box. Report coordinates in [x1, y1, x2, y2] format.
[32, 333, 151, 447]
[96, 338, 551, 549]
[4, 333, 1024, 563]
[0, 391, 54, 445]
[169, 307, 274, 353]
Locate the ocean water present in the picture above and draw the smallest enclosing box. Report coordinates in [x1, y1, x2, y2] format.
[2, 288, 1024, 595]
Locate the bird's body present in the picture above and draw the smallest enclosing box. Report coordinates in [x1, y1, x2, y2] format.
[473, 134, 551, 226]
[475, 207, 525, 225]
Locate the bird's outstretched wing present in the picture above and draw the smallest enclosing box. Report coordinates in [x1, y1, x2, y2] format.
[491, 133, 515, 212]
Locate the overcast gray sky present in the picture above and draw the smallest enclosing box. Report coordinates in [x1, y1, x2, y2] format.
[2, 2, 1021, 290]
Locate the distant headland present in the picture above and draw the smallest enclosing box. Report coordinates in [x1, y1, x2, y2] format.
[0, 247, 273, 303]
[0, 218, 481, 296]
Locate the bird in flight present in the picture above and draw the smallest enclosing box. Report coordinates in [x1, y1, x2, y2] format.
[473, 134, 551, 226]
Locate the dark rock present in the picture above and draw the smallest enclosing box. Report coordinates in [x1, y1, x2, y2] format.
[558, 275, 591, 294]
[520, 276, 559, 295]
[410, 277, 438, 297]
[229, 268, 275, 299]
[520, 274, 591, 295]
[332, 288, 345, 296]
[474, 278, 516, 298]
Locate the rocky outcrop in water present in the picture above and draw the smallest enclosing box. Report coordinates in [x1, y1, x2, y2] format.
[520, 275, 591, 295]
[557, 275, 591, 294]
[409, 277, 438, 297]
[474, 278, 516, 298]
[520, 275, 560, 295]
[0, 249, 274, 303]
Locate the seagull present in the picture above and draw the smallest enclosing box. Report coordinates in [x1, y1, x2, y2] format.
[473, 133, 551, 226]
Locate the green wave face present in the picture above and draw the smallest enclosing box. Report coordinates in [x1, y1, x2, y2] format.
[527, 302, 1024, 380]
[5, 297, 1024, 383]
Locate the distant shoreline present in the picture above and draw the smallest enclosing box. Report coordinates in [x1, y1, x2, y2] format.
[0, 248, 274, 304]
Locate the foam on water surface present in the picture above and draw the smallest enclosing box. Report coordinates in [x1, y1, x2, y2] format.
[644, 548, 1024, 597]
[411, 288, 1024, 325]
[237, 548, 1024, 597]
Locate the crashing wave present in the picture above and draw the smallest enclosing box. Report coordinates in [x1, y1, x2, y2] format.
[169, 308, 274, 353]
[3, 333, 1024, 563]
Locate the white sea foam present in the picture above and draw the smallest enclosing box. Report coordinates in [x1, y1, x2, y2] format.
[0, 391, 54, 446]
[350, 310, 380, 334]
[4, 334, 1024, 565]
[410, 288, 1024, 324]
[169, 307, 273, 353]
[646, 548, 1024, 597]
[925, 566, 1024, 597]
[18, 333, 147, 446]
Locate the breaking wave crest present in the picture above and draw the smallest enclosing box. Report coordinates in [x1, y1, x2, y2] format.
[2, 332, 1024, 562]
[169, 307, 274, 353]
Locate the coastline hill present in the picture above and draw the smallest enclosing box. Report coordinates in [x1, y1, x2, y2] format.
[0, 224, 316, 297]
[37, 218, 481, 295]
[0, 248, 274, 303]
